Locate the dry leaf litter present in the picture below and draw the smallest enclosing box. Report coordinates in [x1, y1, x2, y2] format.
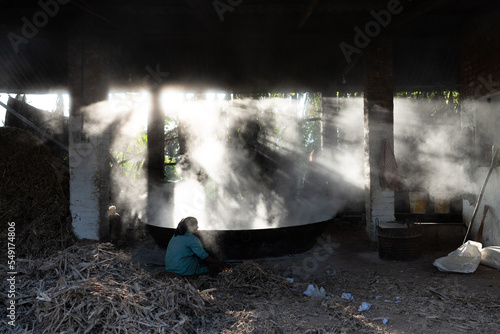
[1, 243, 209, 333]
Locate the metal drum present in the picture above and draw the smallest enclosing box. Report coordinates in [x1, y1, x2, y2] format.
[377, 220, 423, 261]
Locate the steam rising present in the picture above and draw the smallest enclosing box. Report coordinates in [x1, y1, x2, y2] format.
[165, 96, 326, 230]
[394, 97, 475, 199]
[2, 89, 487, 242]
[111, 93, 357, 231]
[106, 92, 150, 227]
[81, 92, 481, 233]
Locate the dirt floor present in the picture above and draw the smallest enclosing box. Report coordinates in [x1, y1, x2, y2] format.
[131, 223, 500, 334]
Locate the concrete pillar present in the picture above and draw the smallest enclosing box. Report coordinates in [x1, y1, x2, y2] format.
[146, 87, 166, 226]
[68, 26, 110, 240]
[321, 94, 338, 151]
[363, 37, 395, 241]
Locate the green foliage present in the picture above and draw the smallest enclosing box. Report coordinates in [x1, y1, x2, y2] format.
[164, 115, 180, 181]
[164, 160, 180, 182]
[395, 90, 460, 116]
[301, 120, 321, 154]
[110, 132, 147, 179]
[299, 92, 322, 155]
[395, 90, 459, 103]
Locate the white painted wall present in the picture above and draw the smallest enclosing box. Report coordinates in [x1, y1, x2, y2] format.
[463, 95, 500, 247]
[463, 167, 500, 246]
[69, 114, 110, 240]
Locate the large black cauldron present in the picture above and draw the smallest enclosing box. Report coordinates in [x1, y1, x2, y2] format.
[147, 221, 328, 260]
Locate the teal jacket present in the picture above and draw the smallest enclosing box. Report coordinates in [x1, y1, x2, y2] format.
[164, 232, 209, 275]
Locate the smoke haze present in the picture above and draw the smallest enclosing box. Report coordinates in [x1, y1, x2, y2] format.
[6, 91, 479, 233]
[86, 93, 476, 233]
[394, 97, 475, 199]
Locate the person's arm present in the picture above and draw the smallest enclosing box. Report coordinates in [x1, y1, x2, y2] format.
[187, 234, 231, 270]
[203, 255, 231, 269]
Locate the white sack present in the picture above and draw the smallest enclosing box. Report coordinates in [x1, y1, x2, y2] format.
[433, 241, 483, 273]
[481, 246, 500, 270]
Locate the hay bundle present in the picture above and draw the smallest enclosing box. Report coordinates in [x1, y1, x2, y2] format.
[1, 243, 209, 334]
[0, 126, 75, 259]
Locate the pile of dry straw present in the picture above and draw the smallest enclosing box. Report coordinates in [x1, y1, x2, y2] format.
[1, 241, 291, 333]
[0, 127, 293, 333]
[1, 243, 213, 333]
[0, 127, 75, 259]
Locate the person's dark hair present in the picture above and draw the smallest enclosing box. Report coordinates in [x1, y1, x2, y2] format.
[174, 217, 197, 236]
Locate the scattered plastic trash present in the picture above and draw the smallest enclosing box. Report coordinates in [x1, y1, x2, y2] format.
[286, 278, 294, 283]
[378, 296, 400, 303]
[36, 292, 52, 302]
[358, 302, 371, 311]
[341, 293, 354, 300]
[382, 318, 389, 324]
[433, 241, 482, 273]
[325, 293, 335, 300]
[303, 284, 326, 298]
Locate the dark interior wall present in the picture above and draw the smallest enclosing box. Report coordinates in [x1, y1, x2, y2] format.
[0, 28, 354, 93]
[0, 35, 68, 93]
[460, 13, 500, 99]
[2, 0, 494, 94]
[0, 2, 350, 93]
[0, 30, 460, 94]
[393, 36, 460, 93]
[459, 10, 500, 173]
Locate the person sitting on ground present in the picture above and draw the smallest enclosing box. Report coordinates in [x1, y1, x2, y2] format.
[164, 216, 230, 277]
